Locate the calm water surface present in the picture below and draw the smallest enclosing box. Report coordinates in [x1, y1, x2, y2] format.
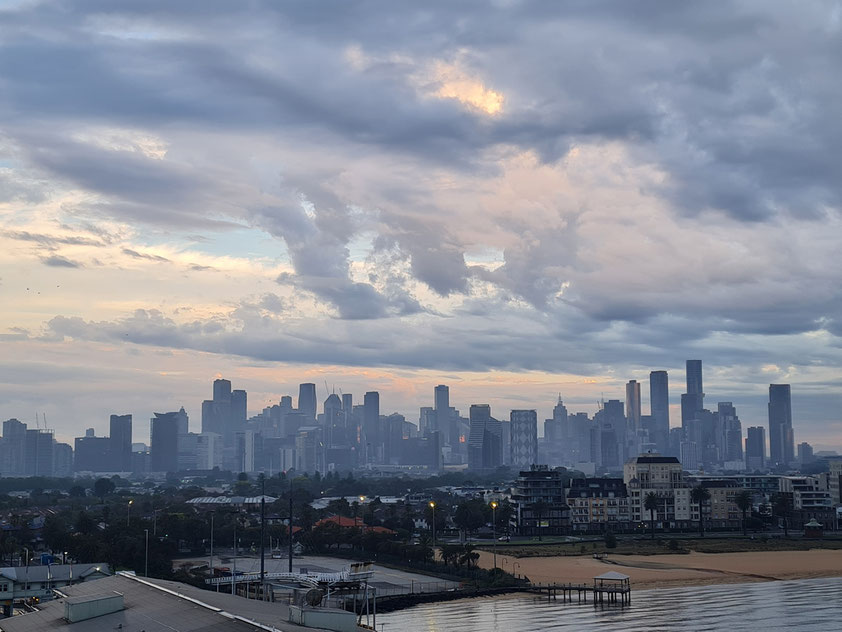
[377, 578, 842, 632]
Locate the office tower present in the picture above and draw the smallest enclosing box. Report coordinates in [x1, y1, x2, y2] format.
[298, 383, 317, 422]
[716, 402, 743, 463]
[745, 426, 766, 471]
[150, 408, 187, 472]
[213, 378, 232, 402]
[681, 360, 705, 427]
[231, 389, 247, 434]
[203, 378, 231, 436]
[323, 393, 343, 445]
[419, 407, 435, 434]
[53, 442, 73, 477]
[109, 414, 132, 471]
[510, 410, 538, 469]
[25, 428, 55, 476]
[434, 385, 449, 437]
[649, 370, 670, 453]
[798, 442, 814, 466]
[197, 433, 223, 469]
[363, 391, 380, 462]
[768, 384, 794, 466]
[341, 393, 353, 429]
[0, 418, 28, 476]
[626, 380, 641, 431]
[74, 433, 111, 472]
[467, 404, 502, 471]
[595, 400, 624, 468]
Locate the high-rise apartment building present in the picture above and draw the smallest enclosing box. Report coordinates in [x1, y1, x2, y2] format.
[510, 410, 538, 469]
[363, 391, 380, 462]
[109, 414, 132, 471]
[649, 370, 670, 454]
[434, 385, 449, 437]
[745, 426, 766, 471]
[768, 384, 794, 466]
[625, 380, 641, 431]
[467, 404, 502, 471]
[681, 360, 704, 428]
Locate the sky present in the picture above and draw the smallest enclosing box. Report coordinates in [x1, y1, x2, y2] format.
[1, 1, 841, 449]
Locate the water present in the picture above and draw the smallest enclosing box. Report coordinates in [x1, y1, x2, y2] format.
[377, 578, 842, 632]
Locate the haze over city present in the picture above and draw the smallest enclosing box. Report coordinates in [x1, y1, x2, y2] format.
[1, 1, 841, 449]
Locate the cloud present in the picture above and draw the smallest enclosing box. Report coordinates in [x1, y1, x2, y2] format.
[41, 254, 83, 268]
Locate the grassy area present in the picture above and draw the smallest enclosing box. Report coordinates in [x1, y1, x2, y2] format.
[484, 537, 842, 558]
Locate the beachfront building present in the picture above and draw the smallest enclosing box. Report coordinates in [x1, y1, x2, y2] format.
[511, 465, 570, 536]
[779, 475, 835, 526]
[624, 454, 694, 530]
[693, 479, 742, 529]
[827, 458, 842, 507]
[567, 478, 632, 532]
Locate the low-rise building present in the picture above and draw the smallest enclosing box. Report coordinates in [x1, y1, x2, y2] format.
[567, 478, 631, 532]
[0, 564, 110, 616]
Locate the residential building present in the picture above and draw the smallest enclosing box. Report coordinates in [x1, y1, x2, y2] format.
[511, 465, 569, 536]
[745, 426, 766, 471]
[624, 454, 693, 528]
[649, 370, 670, 454]
[567, 478, 631, 532]
[768, 384, 795, 466]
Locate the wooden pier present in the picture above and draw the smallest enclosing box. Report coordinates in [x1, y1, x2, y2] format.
[527, 571, 631, 606]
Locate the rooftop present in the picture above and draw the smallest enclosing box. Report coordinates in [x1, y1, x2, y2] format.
[0, 572, 320, 632]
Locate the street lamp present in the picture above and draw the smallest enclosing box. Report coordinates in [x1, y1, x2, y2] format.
[127, 499, 133, 526]
[429, 501, 437, 549]
[144, 529, 149, 577]
[490, 501, 498, 571]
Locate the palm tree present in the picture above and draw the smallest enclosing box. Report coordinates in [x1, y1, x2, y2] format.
[644, 492, 659, 540]
[734, 490, 753, 536]
[531, 500, 549, 541]
[772, 493, 791, 537]
[690, 485, 711, 537]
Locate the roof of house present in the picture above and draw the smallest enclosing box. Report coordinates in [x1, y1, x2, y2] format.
[315, 515, 396, 534]
[0, 572, 321, 632]
[0, 564, 109, 583]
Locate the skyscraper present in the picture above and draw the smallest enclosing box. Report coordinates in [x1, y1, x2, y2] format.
[467, 404, 501, 471]
[681, 360, 704, 427]
[363, 391, 380, 462]
[625, 380, 641, 431]
[109, 414, 132, 471]
[745, 426, 766, 471]
[434, 384, 449, 438]
[768, 384, 794, 466]
[298, 383, 317, 422]
[649, 370, 670, 454]
[150, 408, 187, 472]
[510, 410, 538, 469]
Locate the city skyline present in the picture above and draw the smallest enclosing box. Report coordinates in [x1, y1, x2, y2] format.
[2, 2, 841, 450]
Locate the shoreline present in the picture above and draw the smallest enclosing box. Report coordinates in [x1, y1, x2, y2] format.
[475, 549, 842, 591]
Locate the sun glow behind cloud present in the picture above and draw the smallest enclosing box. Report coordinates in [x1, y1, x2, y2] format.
[430, 60, 504, 115]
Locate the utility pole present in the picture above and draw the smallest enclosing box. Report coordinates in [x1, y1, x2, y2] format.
[144, 529, 149, 577]
[209, 513, 214, 576]
[288, 474, 294, 573]
[260, 475, 266, 601]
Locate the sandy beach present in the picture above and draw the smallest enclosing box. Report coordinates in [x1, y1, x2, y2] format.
[477, 549, 842, 590]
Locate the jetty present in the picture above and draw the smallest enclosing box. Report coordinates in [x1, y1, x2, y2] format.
[526, 571, 632, 606]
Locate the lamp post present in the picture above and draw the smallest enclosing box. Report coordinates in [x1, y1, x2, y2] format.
[209, 513, 214, 577]
[144, 529, 149, 577]
[490, 501, 498, 571]
[429, 501, 437, 550]
[127, 499, 133, 526]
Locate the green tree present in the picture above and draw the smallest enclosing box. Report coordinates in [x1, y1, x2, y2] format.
[453, 500, 485, 536]
[644, 492, 659, 540]
[690, 485, 711, 537]
[772, 493, 791, 537]
[530, 500, 549, 541]
[735, 490, 753, 536]
[94, 478, 115, 503]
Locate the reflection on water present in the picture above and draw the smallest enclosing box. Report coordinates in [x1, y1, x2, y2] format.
[378, 578, 842, 632]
